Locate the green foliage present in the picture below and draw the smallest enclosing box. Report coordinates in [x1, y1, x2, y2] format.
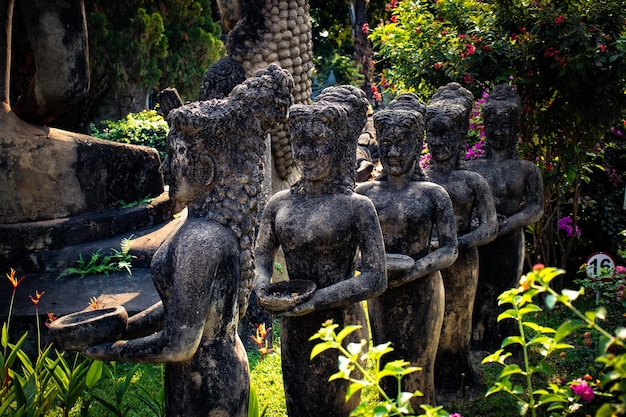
[1, 272, 104, 417]
[310, 320, 455, 417]
[483, 265, 626, 417]
[90, 110, 169, 162]
[58, 237, 136, 279]
[156, 0, 224, 100]
[87, 0, 224, 99]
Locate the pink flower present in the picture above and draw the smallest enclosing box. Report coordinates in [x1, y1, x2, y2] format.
[463, 73, 475, 85]
[450, 414, 463, 417]
[571, 379, 594, 402]
[616, 266, 626, 275]
[434, 62, 443, 69]
[361, 23, 369, 34]
[465, 44, 476, 55]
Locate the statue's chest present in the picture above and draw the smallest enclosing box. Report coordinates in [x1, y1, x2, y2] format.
[274, 202, 354, 248]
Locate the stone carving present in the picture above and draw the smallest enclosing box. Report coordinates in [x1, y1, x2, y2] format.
[424, 83, 498, 396]
[466, 83, 544, 352]
[356, 93, 458, 407]
[254, 85, 387, 417]
[58, 65, 294, 417]
[0, 0, 169, 273]
[216, 0, 314, 184]
[2, 0, 90, 125]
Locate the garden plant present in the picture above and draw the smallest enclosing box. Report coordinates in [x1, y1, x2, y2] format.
[368, 0, 626, 271]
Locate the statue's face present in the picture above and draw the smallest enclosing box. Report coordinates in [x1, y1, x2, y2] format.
[160, 131, 204, 205]
[378, 124, 418, 176]
[484, 108, 516, 150]
[426, 116, 461, 163]
[292, 120, 335, 182]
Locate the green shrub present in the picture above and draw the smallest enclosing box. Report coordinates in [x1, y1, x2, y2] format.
[90, 110, 169, 162]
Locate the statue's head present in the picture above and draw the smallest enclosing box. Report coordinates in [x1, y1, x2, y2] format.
[426, 82, 474, 167]
[230, 64, 294, 132]
[374, 93, 426, 179]
[482, 83, 522, 155]
[163, 64, 293, 320]
[289, 85, 369, 194]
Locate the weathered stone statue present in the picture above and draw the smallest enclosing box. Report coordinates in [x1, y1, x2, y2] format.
[424, 83, 498, 397]
[466, 83, 544, 352]
[254, 85, 387, 417]
[356, 93, 458, 407]
[1, 0, 89, 125]
[78, 65, 294, 417]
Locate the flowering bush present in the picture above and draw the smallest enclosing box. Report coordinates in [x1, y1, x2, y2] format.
[369, 0, 626, 269]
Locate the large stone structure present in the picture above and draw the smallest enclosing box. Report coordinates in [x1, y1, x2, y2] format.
[466, 84, 544, 352]
[254, 85, 386, 417]
[356, 93, 458, 407]
[0, 0, 171, 273]
[424, 83, 498, 397]
[58, 65, 294, 416]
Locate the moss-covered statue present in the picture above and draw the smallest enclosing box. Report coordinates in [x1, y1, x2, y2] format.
[254, 85, 387, 417]
[356, 93, 458, 407]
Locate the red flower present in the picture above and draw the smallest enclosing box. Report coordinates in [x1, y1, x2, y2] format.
[465, 44, 476, 55]
[45, 312, 59, 328]
[598, 44, 607, 52]
[6, 268, 25, 289]
[29, 290, 45, 306]
[361, 23, 369, 34]
[390, 15, 397, 23]
[463, 73, 475, 85]
[532, 264, 545, 271]
[434, 62, 443, 69]
[518, 27, 527, 33]
[555, 15, 565, 24]
[441, 29, 449, 35]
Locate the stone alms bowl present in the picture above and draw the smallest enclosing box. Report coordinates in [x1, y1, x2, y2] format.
[386, 253, 415, 281]
[257, 280, 317, 314]
[48, 306, 128, 351]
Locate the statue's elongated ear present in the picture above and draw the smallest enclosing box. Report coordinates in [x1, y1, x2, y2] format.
[198, 153, 216, 186]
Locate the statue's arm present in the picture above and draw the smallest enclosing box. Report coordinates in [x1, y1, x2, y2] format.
[392, 188, 458, 288]
[84, 242, 222, 363]
[253, 197, 281, 296]
[498, 163, 544, 236]
[458, 174, 498, 250]
[124, 301, 165, 338]
[286, 196, 387, 315]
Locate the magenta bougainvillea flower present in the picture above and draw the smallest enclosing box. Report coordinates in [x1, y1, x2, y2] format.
[571, 379, 594, 402]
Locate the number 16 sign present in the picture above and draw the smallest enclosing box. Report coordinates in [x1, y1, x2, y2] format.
[585, 252, 616, 279]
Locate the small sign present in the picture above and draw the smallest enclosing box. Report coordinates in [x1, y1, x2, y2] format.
[585, 252, 616, 279]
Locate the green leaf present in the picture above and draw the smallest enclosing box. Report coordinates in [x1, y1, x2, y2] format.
[310, 341, 335, 359]
[499, 364, 524, 378]
[345, 381, 368, 401]
[501, 336, 525, 348]
[336, 325, 362, 344]
[86, 360, 103, 390]
[554, 319, 584, 342]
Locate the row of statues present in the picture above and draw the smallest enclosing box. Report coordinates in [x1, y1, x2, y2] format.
[53, 66, 543, 416]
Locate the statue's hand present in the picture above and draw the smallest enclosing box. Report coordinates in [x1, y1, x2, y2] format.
[282, 301, 315, 317]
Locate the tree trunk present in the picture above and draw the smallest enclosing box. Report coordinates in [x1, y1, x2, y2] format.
[350, 0, 373, 98]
